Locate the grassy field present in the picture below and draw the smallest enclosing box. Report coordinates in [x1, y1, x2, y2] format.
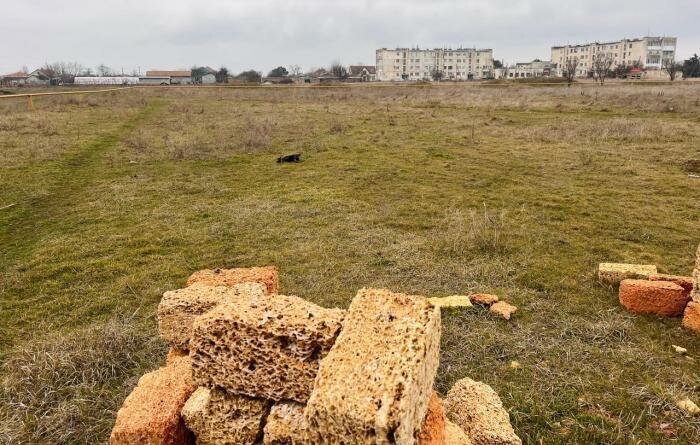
[1, 83, 699, 444]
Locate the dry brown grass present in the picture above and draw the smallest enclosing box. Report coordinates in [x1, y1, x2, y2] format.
[512, 117, 695, 144]
[0, 317, 165, 444]
[435, 207, 510, 255]
[241, 116, 277, 152]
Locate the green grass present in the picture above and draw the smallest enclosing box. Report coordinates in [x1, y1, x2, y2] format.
[1, 84, 699, 443]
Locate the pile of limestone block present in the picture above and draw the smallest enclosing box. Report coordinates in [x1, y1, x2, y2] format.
[598, 242, 700, 334]
[109, 266, 521, 444]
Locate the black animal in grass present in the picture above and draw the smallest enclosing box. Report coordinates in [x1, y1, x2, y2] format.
[277, 153, 301, 163]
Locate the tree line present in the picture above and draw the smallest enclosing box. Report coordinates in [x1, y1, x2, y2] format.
[31, 60, 358, 84]
[560, 53, 700, 86]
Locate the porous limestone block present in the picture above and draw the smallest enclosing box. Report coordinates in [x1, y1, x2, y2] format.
[158, 283, 267, 350]
[444, 420, 472, 445]
[619, 279, 689, 317]
[187, 266, 279, 294]
[469, 294, 499, 305]
[190, 293, 344, 402]
[598, 263, 657, 284]
[304, 288, 441, 444]
[418, 392, 446, 445]
[489, 301, 518, 320]
[109, 356, 195, 445]
[693, 244, 700, 302]
[166, 347, 189, 365]
[649, 274, 694, 294]
[181, 387, 269, 445]
[428, 295, 473, 309]
[444, 378, 521, 445]
[263, 402, 307, 445]
[682, 302, 700, 334]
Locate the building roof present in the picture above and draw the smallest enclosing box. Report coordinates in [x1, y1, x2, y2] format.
[310, 68, 330, 78]
[2, 71, 29, 79]
[28, 69, 50, 79]
[552, 37, 653, 49]
[146, 70, 191, 77]
[349, 65, 376, 75]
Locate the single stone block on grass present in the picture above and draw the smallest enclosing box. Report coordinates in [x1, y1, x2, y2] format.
[109, 356, 195, 445]
[418, 392, 446, 445]
[444, 377, 521, 445]
[619, 279, 690, 317]
[181, 387, 269, 445]
[598, 263, 657, 284]
[429, 295, 473, 309]
[304, 288, 441, 444]
[489, 301, 518, 320]
[469, 294, 499, 306]
[190, 293, 344, 402]
[187, 266, 279, 294]
[263, 402, 307, 445]
[158, 283, 267, 349]
[682, 301, 700, 333]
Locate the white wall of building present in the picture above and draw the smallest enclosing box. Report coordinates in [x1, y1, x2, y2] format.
[376, 48, 494, 81]
[74, 77, 140, 85]
[551, 36, 677, 77]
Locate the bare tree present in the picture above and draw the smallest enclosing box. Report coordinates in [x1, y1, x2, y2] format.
[330, 61, 348, 80]
[42, 61, 84, 83]
[288, 64, 302, 76]
[663, 59, 682, 81]
[563, 57, 579, 86]
[501, 64, 510, 80]
[431, 69, 444, 82]
[236, 70, 262, 83]
[96, 64, 112, 77]
[592, 53, 614, 85]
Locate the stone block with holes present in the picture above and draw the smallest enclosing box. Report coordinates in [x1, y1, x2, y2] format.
[619, 280, 690, 317]
[189, 292, 344, 403]
[598, 263, 657, 285]
[683, 301, 700, 333]
[619, 279, 690, 317]
[304, 288, 441, 444]
[186, 266, 279, 294]
[109, 356, 195, 445]
[158, 283, 267, 350]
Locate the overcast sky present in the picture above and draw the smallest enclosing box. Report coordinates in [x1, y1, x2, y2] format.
[1, 0, 698, 75]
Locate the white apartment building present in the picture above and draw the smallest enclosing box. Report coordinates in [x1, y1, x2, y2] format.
[551, 36, 677, 77]
[376, 47, 494, 81]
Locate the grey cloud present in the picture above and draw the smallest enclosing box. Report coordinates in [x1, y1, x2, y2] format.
[0, 0, 697, 74]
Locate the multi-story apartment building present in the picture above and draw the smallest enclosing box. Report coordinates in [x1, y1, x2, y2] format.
[376, 47, 494, 81]
[551, 36, 677, 77]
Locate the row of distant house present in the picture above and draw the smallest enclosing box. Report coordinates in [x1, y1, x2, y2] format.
[0, 67, 222, 87]
[1, 65, 378, 87]
[276, 66, 376, 84]
[0, 69, 52, 86]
